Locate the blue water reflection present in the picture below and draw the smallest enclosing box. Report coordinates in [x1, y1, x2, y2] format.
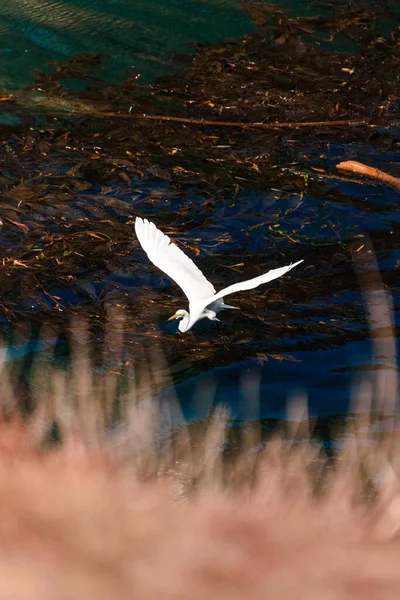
[168, 337, 394, 423]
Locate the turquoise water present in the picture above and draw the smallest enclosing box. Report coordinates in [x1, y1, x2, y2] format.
[2, 0, 390, 90]
[0, 0, 258, 89]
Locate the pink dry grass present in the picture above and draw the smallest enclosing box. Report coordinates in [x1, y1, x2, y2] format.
[0, 418, 396, 600]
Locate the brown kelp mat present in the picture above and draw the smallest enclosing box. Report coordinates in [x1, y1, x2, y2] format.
[0, 0, 400, 375]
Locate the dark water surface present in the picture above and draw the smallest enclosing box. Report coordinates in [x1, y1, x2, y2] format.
[1, 0, 399, 435]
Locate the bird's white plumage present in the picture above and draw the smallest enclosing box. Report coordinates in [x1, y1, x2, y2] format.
[135, 217, 303, 332]
[135, 217, 215, 302]
[211, 261, 303, 303]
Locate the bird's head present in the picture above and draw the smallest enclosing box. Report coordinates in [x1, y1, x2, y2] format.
[167, 309, 190, 332]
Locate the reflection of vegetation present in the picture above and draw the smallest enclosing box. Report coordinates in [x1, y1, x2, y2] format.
[1, 313, 397, 468]
[0, 2, 399, 374]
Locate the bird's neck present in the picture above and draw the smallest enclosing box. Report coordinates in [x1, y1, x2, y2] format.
[178, 310, 191, 333]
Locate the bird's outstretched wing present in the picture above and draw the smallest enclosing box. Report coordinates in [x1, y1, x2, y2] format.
[210, 260, 303, 303]
[135, 217, 216, 302]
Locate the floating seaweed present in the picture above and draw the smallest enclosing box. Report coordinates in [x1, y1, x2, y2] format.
[0, 1, 399, 382]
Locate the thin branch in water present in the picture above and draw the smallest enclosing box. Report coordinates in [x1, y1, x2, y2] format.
[134, 112, 400, 130]
[336, 161, 400, 191]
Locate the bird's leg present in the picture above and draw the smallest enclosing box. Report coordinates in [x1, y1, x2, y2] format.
[215, 319, 231, 349]
[215, 319, 222, 336]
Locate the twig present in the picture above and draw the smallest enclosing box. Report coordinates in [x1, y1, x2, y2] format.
[134, 112, 400, 130]
[336, 161, 400, 190]
[33, 275, 67, 311]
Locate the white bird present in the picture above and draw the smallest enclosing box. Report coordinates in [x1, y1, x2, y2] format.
[135, 217, 303, 333]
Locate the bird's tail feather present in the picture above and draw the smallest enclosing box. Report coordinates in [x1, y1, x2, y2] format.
[220, 302, 239, 309]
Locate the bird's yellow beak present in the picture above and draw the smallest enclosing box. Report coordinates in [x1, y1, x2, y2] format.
[167, 312, 179, 321]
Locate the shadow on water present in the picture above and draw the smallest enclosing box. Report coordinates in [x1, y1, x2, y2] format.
[0, 0, 400, 442]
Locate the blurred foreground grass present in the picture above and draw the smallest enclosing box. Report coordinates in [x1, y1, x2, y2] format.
[0, 279, 399, 598]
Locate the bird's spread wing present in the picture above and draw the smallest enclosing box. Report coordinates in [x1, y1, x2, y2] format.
[135, 217, 216, 302]
[210, 260, 303, 303]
